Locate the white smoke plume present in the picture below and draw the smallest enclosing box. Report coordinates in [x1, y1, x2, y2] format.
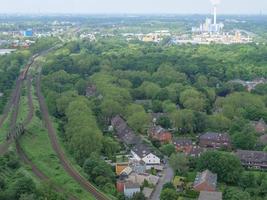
[210, 0, 221, 5]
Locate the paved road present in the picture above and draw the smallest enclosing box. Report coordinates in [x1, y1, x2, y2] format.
[150, 163, 174, 200]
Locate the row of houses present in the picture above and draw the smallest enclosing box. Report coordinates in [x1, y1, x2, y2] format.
[111, 115, 162, 198]
[111, 115, 161, 167]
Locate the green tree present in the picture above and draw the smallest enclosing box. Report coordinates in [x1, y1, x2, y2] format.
[160, 144, 176, 157]
[127, 111, 150, 134]
[169, 153, 189, 175]
[197, 151, 243, 184]
[180, 89, 206, 111]
[160, 188, 178, 200]
[102, 137, 120, 160]
[223, 187, 251, 200]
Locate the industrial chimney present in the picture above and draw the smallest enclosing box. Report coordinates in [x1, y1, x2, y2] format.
[210, 0, 220, 24]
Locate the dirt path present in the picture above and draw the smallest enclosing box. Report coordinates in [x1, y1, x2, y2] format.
[36, 74, 109, 200]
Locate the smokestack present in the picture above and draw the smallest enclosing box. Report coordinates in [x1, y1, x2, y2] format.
[213, 5, 217, 25]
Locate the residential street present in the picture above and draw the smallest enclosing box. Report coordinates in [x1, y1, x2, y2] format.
[150, 163, 174, 200]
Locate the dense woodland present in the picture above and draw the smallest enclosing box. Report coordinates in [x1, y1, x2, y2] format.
[36, 39, 267, 200]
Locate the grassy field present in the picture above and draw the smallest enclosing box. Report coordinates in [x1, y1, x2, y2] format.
[19, 85, 95, 200]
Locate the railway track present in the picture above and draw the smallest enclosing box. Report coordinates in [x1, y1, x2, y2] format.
[1, 45, 110, 200]
[15, 74, 78, 200]
[36, 71, 109, 200]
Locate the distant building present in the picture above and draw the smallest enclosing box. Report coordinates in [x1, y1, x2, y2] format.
[148, 125, 172, 144]
[198, 191, 222, 200]
[24, 29, 33, 37]
[124, 181, 140, 198]
[199, 132, 231, 149]
[173, 138, 193, 154]
[193, 170, 217, 192]
[236, 150, 267, 170]
[229, 79, 266, 92]
[131, 143, 160, 168]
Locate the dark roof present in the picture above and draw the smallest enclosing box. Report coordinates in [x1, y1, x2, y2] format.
[198, 191, 222, 200]
[173, 138, 193, 146]
[236, 150, 267, 163]
[131, 143, 153, 158]
[189, 146, 205, 157]
[124, 181, 140, 189]
[260, 134, 267, 145]
[111, 115, 140, 145]
[194, 170, 217, 190]
[200, 132, 230, 142]
[148, 125, 168, 135]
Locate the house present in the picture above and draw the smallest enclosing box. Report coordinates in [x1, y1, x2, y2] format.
[142, 187, 153, 199]
[127, 172, 159, 186]
[116, 179, 125, 192]
[148, 125, 172, 143]
[236, 150, 267, 170]
[199, 132, 231, 149]
[173, 138, 193, 154]
[260, 134, 267, 145]
[188, 146, 205, 157]
[116, 163, 129, 176]
[124, 181, 140, 198]
[198, 191, 222, 200]
[193, 170, 217, 192]
[251, 119, 267, 134]
[85, 84, 97, 97]
[111, 115, 140, 146]
[129, 160, 147, 174]
[131, 143, 161, 168]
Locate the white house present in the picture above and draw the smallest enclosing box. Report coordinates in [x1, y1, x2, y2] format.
[131, 143, 160, 169]
[124, 181, 140, 198]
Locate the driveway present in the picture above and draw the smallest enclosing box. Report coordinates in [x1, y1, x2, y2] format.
[150, 163, 174, 200]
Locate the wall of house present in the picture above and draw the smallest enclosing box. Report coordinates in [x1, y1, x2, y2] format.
[143, 153, 160, 165]
[124, 187, 140, 198]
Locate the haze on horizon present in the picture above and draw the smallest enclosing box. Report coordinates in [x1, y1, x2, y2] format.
[0, 0, 266, 15]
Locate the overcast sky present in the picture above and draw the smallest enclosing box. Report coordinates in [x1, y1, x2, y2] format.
[0, 0, 266, 14]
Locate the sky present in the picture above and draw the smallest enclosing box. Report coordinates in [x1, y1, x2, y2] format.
[0, 0, 266, 15]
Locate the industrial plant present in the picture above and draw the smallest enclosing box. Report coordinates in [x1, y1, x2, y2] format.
[187, 0, 253, 44]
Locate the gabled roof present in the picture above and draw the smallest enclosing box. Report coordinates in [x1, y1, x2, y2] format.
[194, 170, 217, 190]
[131, 143, 154, 158]
[198, 191, 222, 200]
[236, 150, 267, 163]
[124, 181, 140, 189]
[173, 138, 193, 146]
[111, 115, 140, 145]
[200, 132, 230, 142]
